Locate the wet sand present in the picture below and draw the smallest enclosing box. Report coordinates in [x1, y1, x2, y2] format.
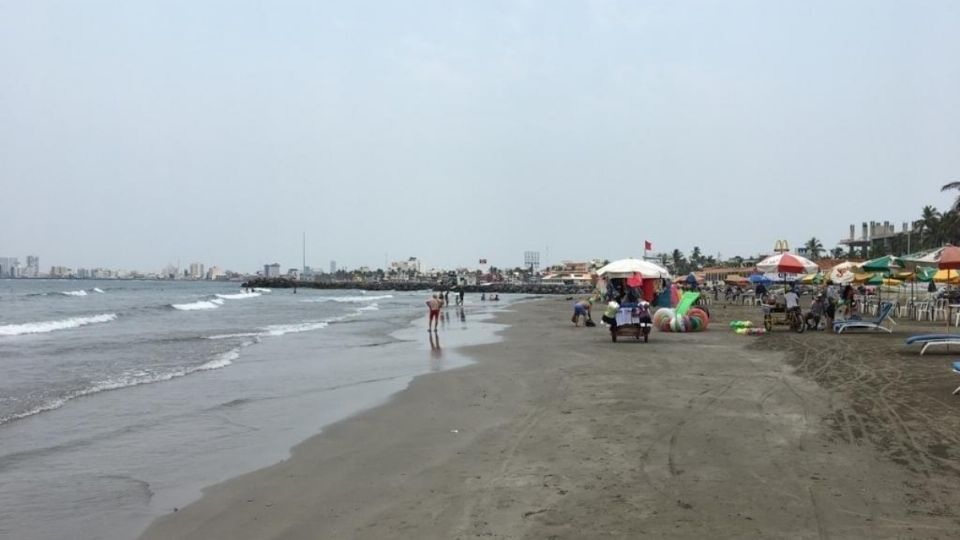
[140, 297, 960, 539]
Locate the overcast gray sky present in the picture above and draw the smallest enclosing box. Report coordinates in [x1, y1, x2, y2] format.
[2, 0, 959, 273]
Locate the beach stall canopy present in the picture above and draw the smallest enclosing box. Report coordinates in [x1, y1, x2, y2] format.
[596, 258, 671, 279]
[755, 253, 819, 275]
[800, 272, 825, 284]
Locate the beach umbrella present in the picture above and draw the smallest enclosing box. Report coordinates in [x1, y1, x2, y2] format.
[755, 253, 819, 275]
[915, 267, 937, 282]
[934, 246, 960, 329]
[756, 253, 818, 293]
[828, 261, 859, 285]
[748, 273, 773, 285]
[596, 258, 671, 279]
[724, 274, 749, 286]
[861, 255, 903, 273]
[933, 269, 960, 283]
[800, 272, 825, 285]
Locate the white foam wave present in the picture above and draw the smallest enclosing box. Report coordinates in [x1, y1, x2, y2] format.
[0, 313, 118, 337]
[215, 292, 261, 300]
[0, 348, 240, 425]
[206, 332, 260, 340]
[198, 349, 239, 370]
[252, 287, 271, 293]
[358, 303, 380, 312]
[210, 298, 225, 305]
[60, 290, 87, 296]
[171, 300, 220, 311]
[92, 288, 105, 293]
[263, 321, 329, 336]
[303, 294, 393, 304]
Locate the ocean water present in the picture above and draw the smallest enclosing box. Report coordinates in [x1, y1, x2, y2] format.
[0, 280, 516, 540]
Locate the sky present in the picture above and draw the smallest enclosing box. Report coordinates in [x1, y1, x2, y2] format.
[2, 0, 959, 273]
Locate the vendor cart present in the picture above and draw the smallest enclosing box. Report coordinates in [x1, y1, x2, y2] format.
[761, 302, 805, 333]
[610, 303, 652, 342]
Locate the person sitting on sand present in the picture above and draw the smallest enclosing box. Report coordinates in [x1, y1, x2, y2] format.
[426, 294, 442, 331]
[571, 299, 591, 327]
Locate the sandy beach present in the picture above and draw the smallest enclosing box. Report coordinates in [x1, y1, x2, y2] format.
[140, 297, 960, 539]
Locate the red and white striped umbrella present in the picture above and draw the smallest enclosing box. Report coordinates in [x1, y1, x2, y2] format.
[755, 253, 819, 275]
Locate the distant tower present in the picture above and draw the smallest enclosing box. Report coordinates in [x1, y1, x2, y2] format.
[524, 251, 540, 272]
[330, 260, 336, 274]
[302, 232, 307, 274]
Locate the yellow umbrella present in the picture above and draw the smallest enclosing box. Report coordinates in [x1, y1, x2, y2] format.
[934, 269, 960, 284]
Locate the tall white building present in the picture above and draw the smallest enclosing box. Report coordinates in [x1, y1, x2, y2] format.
[330, 260, 337, 274]
[206, 266, 224, 280]
[189, 262, 204, 280]
[25, 255, 39, 277]
[264, 263, 281, 277]
[0, 257, 19, 277]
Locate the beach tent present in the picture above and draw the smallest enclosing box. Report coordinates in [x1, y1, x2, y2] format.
[748, 273, 773, 285]
[800, 272, 825, 285]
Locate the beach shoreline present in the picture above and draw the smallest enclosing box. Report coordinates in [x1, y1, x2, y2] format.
[140, 297, 960, 539]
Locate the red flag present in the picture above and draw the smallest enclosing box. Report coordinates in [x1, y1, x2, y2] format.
[644, 240, 652, 251]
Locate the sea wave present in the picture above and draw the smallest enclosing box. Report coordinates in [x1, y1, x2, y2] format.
[206, 332, 260, 340]
[262, 321, 329, 336]
[215, 292, 261, 300]
[0, 313, 118, 337]
[251, 287, 271, 293]
[302, 294, 393, 304]
[60, 290, 87, 297]
[171, 300, 220, 311]
[92, 288, 105, 294]
[211, 298, 225, 305]
[0, 348, 239, 425]
[358, 303, 380, 312]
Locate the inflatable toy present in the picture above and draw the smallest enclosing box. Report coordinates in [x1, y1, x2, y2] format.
[654, 306, 710, 333]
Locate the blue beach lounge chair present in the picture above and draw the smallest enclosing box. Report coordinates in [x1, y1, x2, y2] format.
[833, 302, 895, 334]
[905, 334, 960, 355]
[952, 361, 960, 395]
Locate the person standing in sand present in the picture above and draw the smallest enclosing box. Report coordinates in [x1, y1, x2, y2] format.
[426, 294, 441, 331]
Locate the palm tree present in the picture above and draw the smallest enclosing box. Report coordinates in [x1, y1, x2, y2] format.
[690, 246, 703, 269]
[671, 249, 687, 274]
[916, 205, 942, 248]
[941, 181, 960, 211]
[941, 210, 960, 246]
[803, 237, 824, 260]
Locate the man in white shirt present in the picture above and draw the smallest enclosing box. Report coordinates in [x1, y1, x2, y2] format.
[784, 287, 801, 315]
